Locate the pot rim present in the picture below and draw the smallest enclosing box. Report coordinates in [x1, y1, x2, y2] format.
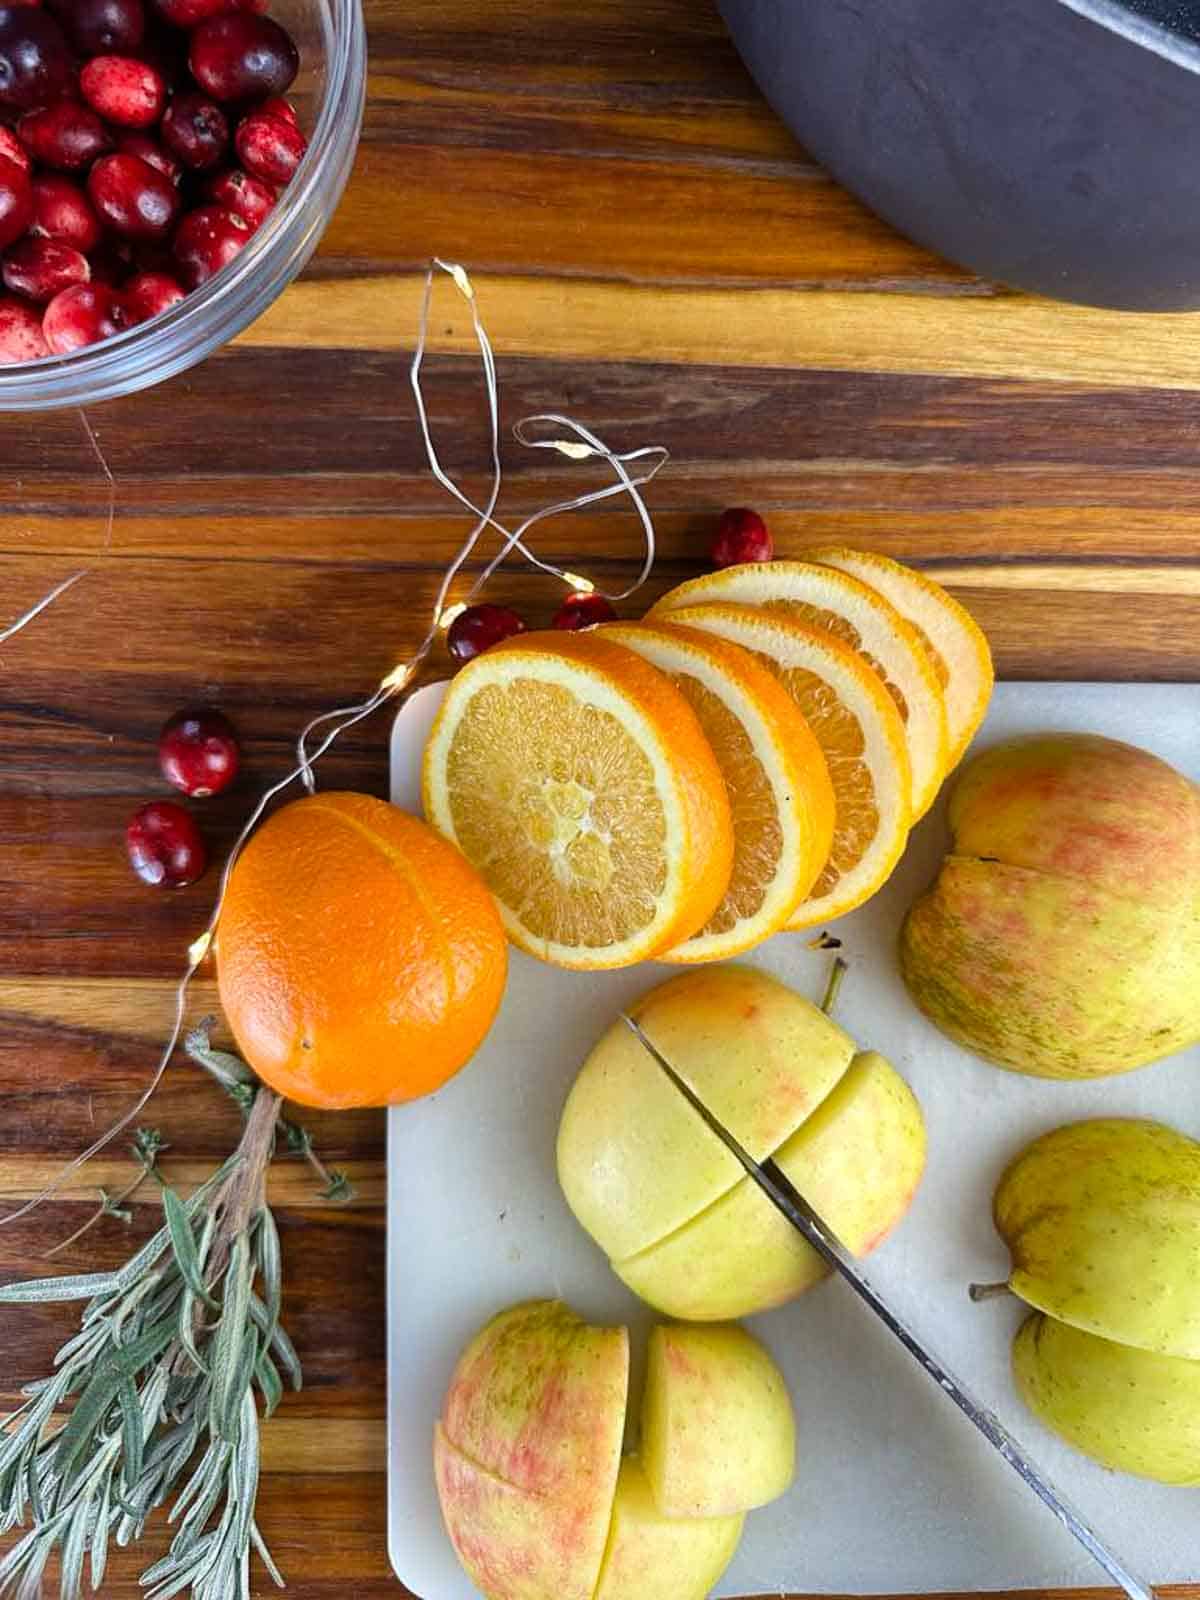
[1058, 0, 1200, 72]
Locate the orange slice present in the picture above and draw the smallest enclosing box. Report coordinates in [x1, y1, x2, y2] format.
[603, 620, 835, 961]
[650, 562, 948, 819]
[665, 604, 911, 928]
[802, 546, 994, 767]
[422, 630, 734, 970]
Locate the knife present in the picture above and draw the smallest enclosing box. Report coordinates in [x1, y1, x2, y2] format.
[620, 1011, 1155, 1600]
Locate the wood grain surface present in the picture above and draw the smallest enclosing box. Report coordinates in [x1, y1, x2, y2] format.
[2, 0, 1199, 1594]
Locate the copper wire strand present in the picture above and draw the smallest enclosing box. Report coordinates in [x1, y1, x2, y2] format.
[0, 259, 667, 1227]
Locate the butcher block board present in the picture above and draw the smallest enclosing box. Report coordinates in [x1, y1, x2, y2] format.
[387, 680, 1200, 1599]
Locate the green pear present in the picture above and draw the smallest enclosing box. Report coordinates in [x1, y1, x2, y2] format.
[989, 1118, 1200, 1359]
[1013, 1314, 1200, 1484]
[900, 733, 1200, 1078]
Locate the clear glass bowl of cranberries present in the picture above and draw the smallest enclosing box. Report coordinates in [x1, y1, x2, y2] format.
[0, 0, 363, 407]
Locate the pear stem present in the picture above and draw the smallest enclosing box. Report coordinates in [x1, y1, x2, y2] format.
[820, 956, 849, 1017]
[969, 1280, 1014, 1303]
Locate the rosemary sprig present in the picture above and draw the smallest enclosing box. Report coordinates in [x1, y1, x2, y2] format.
[185, 1021, 354, 1205]
[44, 1129, 168, 1261]
[0, 1088, 298, 1599]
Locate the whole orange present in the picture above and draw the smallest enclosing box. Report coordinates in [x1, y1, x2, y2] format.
[216, 791, 508, 1109]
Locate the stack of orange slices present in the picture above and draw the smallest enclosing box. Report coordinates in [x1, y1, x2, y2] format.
[422, 549, 993, 970]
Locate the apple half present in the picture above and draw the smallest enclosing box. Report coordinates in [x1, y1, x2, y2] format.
[434, 1300, 795, 1600]
[557, 967, 927, 1320]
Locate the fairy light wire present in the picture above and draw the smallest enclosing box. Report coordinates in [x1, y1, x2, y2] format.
[0, 259, 667, 1226]
[0, 570, 88, 647]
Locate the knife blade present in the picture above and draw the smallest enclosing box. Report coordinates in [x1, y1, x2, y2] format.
[620, 1011, 1155, 1600]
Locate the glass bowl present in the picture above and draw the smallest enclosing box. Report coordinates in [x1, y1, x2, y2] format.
[0, 0, 365, 410]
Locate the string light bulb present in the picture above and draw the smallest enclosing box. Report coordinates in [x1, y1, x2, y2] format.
[439, 601, 469, 630]
[560, 573, 596, 595]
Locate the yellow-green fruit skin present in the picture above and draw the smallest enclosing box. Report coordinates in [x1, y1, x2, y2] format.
[614, 1049, 926, 1321]
[434, 1301, 628, 1600]
[641, 1323, 795, 1517]
[995, 1119, 1200, 1359]
[1013, 1314, 1200, 1484]
[592, 1457, 744, 1600]
[557, 966, 855, 1267]
[900, 733, 1200, 1078]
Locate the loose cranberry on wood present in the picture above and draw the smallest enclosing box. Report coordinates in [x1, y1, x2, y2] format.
[161, 90, 228, 169]
[29, 173, 100, 250]
[124, 266, 181, 319]
[0, 294, 47, 360]
[447, 603, 527, 663]
[42, 278, 129, 351]
[204, 166, 273, 227]
[80, 54, 165, 126]
[158, 706, 239, 796]
[125, 799, 207, 887]
[188, 12, 297, 101]
[709, 507, 774, 568]
[171, 201, 248, 286]
[2, 234, 89, 300]
[234, 107, 302, 185]
[0, 6, 73, 113]
[87, 151, 179, 239]
[19, 101, 111, 170]
[0, 155, 32, 250]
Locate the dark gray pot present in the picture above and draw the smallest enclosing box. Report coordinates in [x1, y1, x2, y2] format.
[718, 0, 1200, 310]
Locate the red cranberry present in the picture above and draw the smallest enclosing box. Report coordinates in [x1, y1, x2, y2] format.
[30, 173, 99, 249]
[18, 101, 111, 170]
[0, 127, 29, 172]
[161, 90, 227, 169]
[158, 706, 239, 796]
[150, 0, 230, 25]
[0, 156, 32, 250]
[551, 592, 616, 631]
[259, 94, 296, 126]
[115, 129, 179, 183]
[447, 603, 527, 664]
[710, 507, 773, 569]
[188, 13, 298, 102]
[3, 234, 88, 300]
[80, 54, 165, 126]
[0, 6, 72, 112]
[48, 0, 143, 53]
[124, 266, 180, 319]
[171, 201, 247, 287]
[125, 799, 207, 887]
[0, 293, 46, 359]
[234, 107, 302, 185]
[87, 152, 179, 239]
[42, 278, 128, 350]
[204, 165, 272, 227]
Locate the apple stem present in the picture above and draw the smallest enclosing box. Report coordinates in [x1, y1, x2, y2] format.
[820, 955, 848, 1016]
[969, 1281, 1014, 1303]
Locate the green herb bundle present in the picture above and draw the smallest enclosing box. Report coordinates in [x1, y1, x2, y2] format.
[0, 1075, 306, 1598]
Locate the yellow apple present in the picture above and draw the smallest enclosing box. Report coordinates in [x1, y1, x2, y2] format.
[435, 1301, 628, 1600]
[592, 1457, 744, 1600]
[901, 733, 1200, 1078]
[557, 967, 855, 1264]
[435, 1299, 798, 1599]
[606, 1045, 926, 1321]
[641, 1323, 795, 1516]
[992, 1118, 1200, 1359]
[1013, 1314, 1200, 1485]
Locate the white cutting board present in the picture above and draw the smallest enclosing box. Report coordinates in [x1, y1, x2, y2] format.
[387, 681, 1200, 1599]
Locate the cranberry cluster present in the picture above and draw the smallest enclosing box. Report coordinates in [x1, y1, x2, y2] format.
[126, 706, 240, 887]
[0, 0, 305, 363]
